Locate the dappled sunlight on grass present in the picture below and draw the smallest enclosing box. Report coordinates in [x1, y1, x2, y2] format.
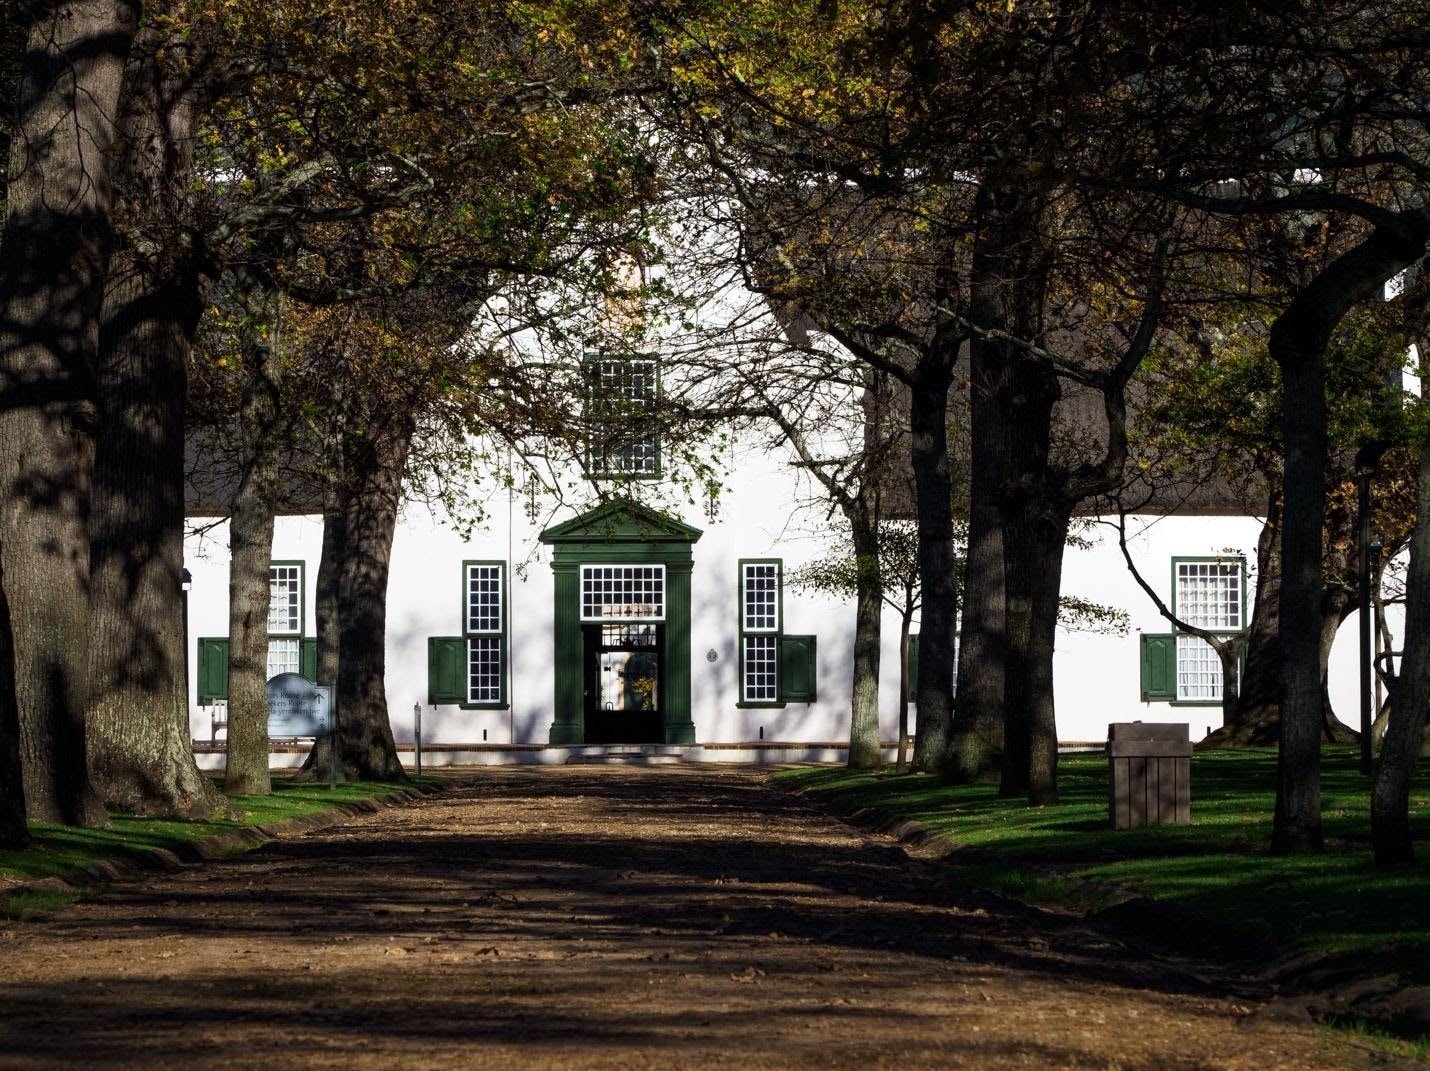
[779, 748, 1430, 984]
[0, 777, 438, 888]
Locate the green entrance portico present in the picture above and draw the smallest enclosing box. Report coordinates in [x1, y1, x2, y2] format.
[539, 500, 702, 746]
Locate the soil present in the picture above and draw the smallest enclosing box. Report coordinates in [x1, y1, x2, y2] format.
[0, 765, 1411, 1069]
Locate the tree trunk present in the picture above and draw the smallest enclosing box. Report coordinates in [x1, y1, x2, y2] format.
[85, 45, 223, 814]
[333, 424, 412, 782]
[1268, 226, 1427, 852]
[1212, 498, 1281, 746]
[0, 0, 139, 827]
[1273, 333, 1328, 852]
[298, 507, 344, 781]
[945, 340, 1006, 782]
[996, 348, 1061, 803]
[846, 518, 883, 769]
[1209, 493, 1358, 748]
[1318, 582, 1358, 743]
[87, 257, 222, 815]
[908, 354, 958, 773]
[1371, 431, 1430, 865]
[223, 346, 282, 796]
[0, 574, 26, 846]
[315, 508, 343, 687]
[1002, 512, 1066, 805]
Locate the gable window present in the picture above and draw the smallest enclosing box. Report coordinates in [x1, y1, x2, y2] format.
[1171, 557, 1245, 704]
[586, 356, 660, 478]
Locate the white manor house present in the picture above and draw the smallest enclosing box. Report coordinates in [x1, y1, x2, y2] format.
[178, 396, 1372, 766]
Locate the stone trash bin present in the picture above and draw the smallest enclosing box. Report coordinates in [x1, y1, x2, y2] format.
[1107, 722, 1191, 829]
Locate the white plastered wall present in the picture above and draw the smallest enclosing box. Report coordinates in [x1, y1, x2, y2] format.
[184, 474, 1373, 751]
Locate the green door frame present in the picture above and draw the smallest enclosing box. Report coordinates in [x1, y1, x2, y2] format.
[540, 499, 702, 745]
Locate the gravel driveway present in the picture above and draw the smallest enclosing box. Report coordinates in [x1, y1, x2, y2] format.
[0, 765, 1402, 1069]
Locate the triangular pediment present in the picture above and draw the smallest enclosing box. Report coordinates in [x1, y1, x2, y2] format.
[539, 498, 703, 545]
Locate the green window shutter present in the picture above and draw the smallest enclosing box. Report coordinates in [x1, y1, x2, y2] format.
[428, 637, 467, 705]
[300, 638, 318, 682]
[778, 634, 817, 703]
[197, 638, 229, 704]
[1139, 633, 1176, 701]
[906, 634, 919, 702]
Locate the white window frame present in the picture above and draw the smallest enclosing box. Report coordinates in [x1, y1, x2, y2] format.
[463, 561, 506, 706]
[741, 561, 780, 633]
[587, 356, 660, 478]
[268, 563, 303, 636]
[742, 635, 779, 704]
[739, 559, 783, 704]
[1171, 557, 1245, 704]
[266, 637, 302, 680]
[579, 564, 666, 622]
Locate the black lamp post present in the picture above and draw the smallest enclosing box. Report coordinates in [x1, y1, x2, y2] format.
[181, 567, 193, 701]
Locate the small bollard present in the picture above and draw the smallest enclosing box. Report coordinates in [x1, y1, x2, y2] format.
[413, 701, 422, 777]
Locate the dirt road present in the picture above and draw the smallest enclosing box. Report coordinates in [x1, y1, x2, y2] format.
[0, 766, 1401, 1069]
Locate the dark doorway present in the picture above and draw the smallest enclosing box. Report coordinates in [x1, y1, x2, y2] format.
[583, 623, 664, 743]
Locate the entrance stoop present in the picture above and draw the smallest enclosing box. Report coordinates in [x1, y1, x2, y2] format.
[565, 745, 689, 766]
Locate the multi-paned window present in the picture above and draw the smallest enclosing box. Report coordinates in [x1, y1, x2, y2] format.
[739, 560, 782, 704]
[266, 638, 301, 679]
[586, 357, 660, 478]
[580, 564, 665, 621]
[268, 563, 302, 635]
[1172, 558, 1245, 703]
[465, 561, 506, 706]
[267, 561, 305, 679]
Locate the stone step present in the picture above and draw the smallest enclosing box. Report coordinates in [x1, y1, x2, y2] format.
[565, 753, 686, 765]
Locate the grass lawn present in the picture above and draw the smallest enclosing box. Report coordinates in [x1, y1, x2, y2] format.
[777, 747, 1430, 988]
[0, 776, 437, 910]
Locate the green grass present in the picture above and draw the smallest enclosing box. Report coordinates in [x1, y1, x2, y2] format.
[777, 748, 1430, 986]
[0, 776, 438, 893]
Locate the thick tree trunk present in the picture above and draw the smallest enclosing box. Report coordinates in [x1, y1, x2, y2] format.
[1209, 494, 1358, 748]
[846, 519, 883, 769]
[0, 575, 26, 846]
[315, 508, 343, 687]
[997, 346, 1061, 803]
[0, 0, 139, 826]
[87, 258, 222, 815]
[909, 356, 959, 773]
[298, 507, 344, 781]
[1273, 336, 1328, 852]
[1212, 500, 1281, 746]
[86, 35, 222, 814]
[945, 335, 1006, 782]
[1371, 435, 1430, 865]
[1268, 227, 1426, 852]
[1002, 514, 1066, 805]
[223, 348, 282, 797]
[333, 425, 411, 782]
